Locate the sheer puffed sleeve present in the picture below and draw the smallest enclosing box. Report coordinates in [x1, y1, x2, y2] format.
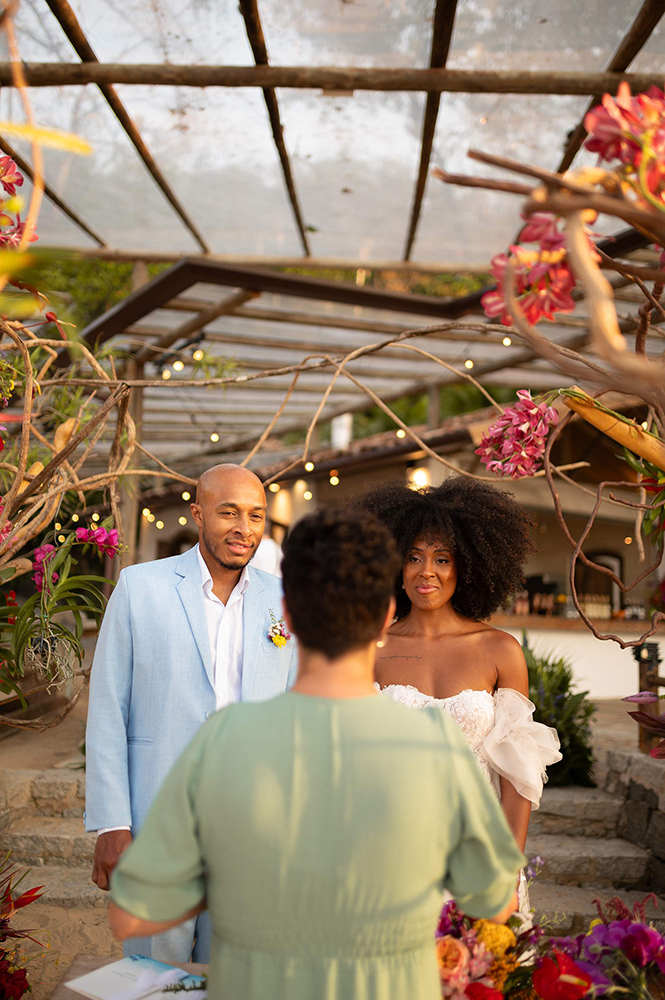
[480, 688, 562, 808]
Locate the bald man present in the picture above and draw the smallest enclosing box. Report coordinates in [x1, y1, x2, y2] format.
[85, 464, 297, 963]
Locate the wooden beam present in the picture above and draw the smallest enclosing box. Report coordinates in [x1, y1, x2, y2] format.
[3, 64, 664, 95]
[557, 0, 665, 172]
[40, 245, 491, 273]
[0, 133, 106, 246]
[403, 0, 458, 260]
[44, 0, 210, 253]
[133, 290, 259, 362]
[79, 258, 495, 348]
[239, 0, 310, 257]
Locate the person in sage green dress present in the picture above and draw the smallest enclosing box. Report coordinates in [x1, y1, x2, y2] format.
[108, 508, 525, 1000]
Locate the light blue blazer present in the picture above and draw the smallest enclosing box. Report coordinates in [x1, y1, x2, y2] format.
[85, 545, 298, 833]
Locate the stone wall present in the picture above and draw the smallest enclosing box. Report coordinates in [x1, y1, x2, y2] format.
[595, 746, 665, 892]
[0, 769, 85, 830]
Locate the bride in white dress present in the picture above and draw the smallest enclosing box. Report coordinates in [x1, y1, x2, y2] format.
[357, 478, 562, 910]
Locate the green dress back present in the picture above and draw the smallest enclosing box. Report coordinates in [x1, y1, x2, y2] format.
[112, 692, 524, 1000]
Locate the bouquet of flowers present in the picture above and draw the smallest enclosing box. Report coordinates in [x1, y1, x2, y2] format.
[436, 893, 664, 1000]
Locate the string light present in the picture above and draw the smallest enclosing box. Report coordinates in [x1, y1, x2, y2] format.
[181, 491, 191, 501]
[72, 514, 79, 523]
[464, 359, 474, 370]
[624, 536, 633, 545]
[642, 421, 649, 430]
[91, 513, 100, 522]
[54, 522, 62, 531]
[156, 520, 164, 530]
[58, 535, 65, 543]
[305, 462, 314, 472]
[161, 369, 172, 380]
[210, 432, 219, 443]
[303, 491, 313, 501]
[193, 349, 204, 361]
[330, 476, 339, 486]
[142, 508, 151, 517]
[172, 360, 185, 372]
[147, 514, 156, 523]
[396, 429, 406, 438]
[178, 516, 187, 526]
[268, 483, 281, 493]
[410, 468, 430, 489]
[502, 336, 512, 346]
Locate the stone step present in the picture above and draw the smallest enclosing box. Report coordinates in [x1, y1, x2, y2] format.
[525, 834, 650, 889]
[0, 816, 95, 867]
[530, 787, 622, 838]
[530, 883, 665, 935]
[19, 864, 106, 909]
[0, 768, 84, 830]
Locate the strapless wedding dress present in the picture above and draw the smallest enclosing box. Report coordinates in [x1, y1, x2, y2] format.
[378, 684, 562, 914]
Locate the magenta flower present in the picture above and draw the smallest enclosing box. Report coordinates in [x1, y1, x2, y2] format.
[519, 212, 566, 251]
[584, 83, 665, 164]
[475, 390, 559, 478]
[0, 156, 23, 197]
[0, 216, 38, 249]
[32, 543, 58, 591]
[76, 524, 119, 558]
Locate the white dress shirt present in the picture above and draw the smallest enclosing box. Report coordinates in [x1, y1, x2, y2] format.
[98, 544, 250, 836]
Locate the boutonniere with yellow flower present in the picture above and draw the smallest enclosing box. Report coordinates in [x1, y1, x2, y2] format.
[268, 609, 291, 649]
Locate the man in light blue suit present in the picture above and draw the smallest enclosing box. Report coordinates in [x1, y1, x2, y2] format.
[85, 464, 297, 962]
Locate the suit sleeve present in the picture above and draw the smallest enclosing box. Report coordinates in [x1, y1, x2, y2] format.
[85, 570, 133, 832]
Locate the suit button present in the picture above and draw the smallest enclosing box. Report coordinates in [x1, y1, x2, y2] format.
[205, 711, 214, 720]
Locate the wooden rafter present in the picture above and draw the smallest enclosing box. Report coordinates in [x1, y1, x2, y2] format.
[403, 0, 459, 261]
[44, 0, 210, 253]
[2, 64, 665, 95]
[557, 0, 665, 173]
[238, 0, 311, 257]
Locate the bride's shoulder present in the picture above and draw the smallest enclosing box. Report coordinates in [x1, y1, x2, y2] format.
[474, 627, 528, 689]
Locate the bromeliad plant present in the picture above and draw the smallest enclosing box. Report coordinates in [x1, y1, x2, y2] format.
[0, 526, 117, 702]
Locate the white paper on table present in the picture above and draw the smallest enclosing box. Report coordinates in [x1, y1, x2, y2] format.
[66, 955, 206, 1000]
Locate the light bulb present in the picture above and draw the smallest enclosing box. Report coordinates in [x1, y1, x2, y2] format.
[396, 429, 406, 438]
[303, 491, 312, 501]
[54, 522, 62, 531]
[330, 476, 339, 486]
[642, 421, 649, 430]
[156, 520, 164, 530]
[502, 336, 512, 346]
[72, 513, 79, 523]
[305, 462, 314, 472]
[172, 359, 184, 372]
[268, 483, 281, 493]
[464, 359, 474, 370]
[161, 369, 172, 380]
[181, 491, 191, 501]
[178, 516, 187, 526]
[142, 508, 151, 517]
[193, 349, 204, 361]
[624, 535, 633, 545]
[92, 512, 100, 522]
[58, 534, 65, 543]
[147, 513, 155, 523]
[210, 432, 219, 443]
[411, 468, 429, 488]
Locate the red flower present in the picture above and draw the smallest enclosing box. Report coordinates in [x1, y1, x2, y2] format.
[0, 958, 29, 1000]
[0, 157, 23, 198]
[533, 950, 592, 1000]
[465, 983, 503, 1000]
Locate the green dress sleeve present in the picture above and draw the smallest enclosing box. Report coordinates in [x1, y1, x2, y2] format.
[428, 708, 526, 919]
[110, 724, 210, 922]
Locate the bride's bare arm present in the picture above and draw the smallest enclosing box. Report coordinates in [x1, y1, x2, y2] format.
[494, 633, 532, 852]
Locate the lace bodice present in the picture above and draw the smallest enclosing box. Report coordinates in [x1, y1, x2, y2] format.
[378, 683, 562, 808]
[380, 685, 495, 781]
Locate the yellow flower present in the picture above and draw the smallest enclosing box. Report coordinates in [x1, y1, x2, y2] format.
[587, 918, 603, 934]
[473, 919, 516, 957]
[272, 634, 286, 648]
[488, 953, 518, 991]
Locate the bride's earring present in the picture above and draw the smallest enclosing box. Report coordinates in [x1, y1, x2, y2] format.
[376, 638, 386, 648]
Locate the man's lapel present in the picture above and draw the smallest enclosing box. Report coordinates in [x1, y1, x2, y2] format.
[241, 566, 267, 700]
[175, 545, 214, 692]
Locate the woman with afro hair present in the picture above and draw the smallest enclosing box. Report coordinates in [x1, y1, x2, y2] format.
[354, 476, 560, 901]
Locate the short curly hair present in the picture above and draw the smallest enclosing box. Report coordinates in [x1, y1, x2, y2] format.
[353, 477, 535, 621]
[282, 508, 402, 659]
